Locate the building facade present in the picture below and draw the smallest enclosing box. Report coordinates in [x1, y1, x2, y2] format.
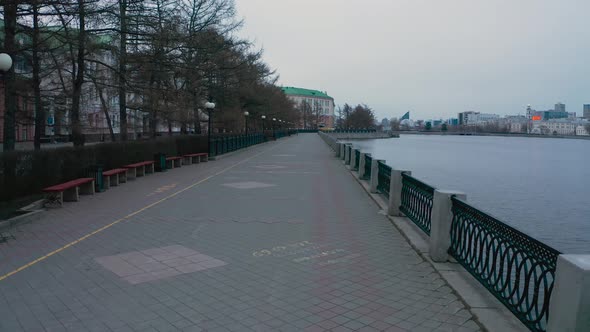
[281, 87, 335, 128]
[554, 102, 565, 113]
[583, 104, 590, 119]
[0, 80, 36, 143]
[0, 42, 36, 143]
[531, 119, 588, 136]
[458, 111, 500, 125]
[576, 125, 589, 136]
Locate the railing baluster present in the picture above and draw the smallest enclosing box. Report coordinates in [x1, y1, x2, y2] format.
[449, 197, 560, 332]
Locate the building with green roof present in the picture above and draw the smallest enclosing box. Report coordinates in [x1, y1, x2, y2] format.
[281, 86, 335, 128]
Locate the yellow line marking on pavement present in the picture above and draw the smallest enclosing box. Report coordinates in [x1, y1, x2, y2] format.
[0, 142, 283, 282]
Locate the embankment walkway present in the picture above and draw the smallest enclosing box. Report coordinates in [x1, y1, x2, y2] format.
[0, 134, 480, 331]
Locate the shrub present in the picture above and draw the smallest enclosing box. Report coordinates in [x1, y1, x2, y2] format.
[0, 135, 208, 202]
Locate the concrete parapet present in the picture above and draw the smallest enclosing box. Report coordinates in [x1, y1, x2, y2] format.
[369, 159, 384, 193]
[335, 143, 342, 158]
[429, 190, 466, 262]
[388, 170, 410, 217]
[548, 255, 590, 332]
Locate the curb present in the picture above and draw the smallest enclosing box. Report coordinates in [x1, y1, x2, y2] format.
[0, 209, 45, 233]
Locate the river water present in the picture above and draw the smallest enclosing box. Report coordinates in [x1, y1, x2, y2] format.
[346, 134, 590, 254]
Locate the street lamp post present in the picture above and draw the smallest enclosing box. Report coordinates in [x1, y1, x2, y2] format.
[272, 118, 276, 138]
[205, 101, 215, 157]
[243, 111, 249, 134]
[261, 115, 266, 131]
[0, 53, 14, 151]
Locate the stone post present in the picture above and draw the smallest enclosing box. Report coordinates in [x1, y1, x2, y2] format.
[335, 142, 342, 158]
[369, 159, 384, 193]
[547, 255, 590, 332]
[429, 190, 466, 262]
[340, 143, 345, 160]
[358, 152, 367, 178]
[388, 170, 411, 216]
[343, 144, 348, 164]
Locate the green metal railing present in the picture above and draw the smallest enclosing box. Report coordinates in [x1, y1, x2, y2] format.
[400, 173, 435, 235]
[449, 197, 560, 332]
[317, 134, 565, 332]
[209, 133, 264, 157]
[354, 150, 360, 171]
[376, 161, 391, 197]
[363, 154, 372, 180]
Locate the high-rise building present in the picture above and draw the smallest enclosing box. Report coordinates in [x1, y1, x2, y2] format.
[584, 104, 590, 119]
[555, 102, 565, 112]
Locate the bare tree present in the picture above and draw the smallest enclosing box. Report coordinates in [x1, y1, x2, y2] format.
[2, 1, 18, 151]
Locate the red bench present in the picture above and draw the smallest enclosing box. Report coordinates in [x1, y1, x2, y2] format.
[103, 168, 128, 189]
[166, 156, 183, 169]
[183, 153, 208, 165]
[43, 178, 95, 206]
[123, 161, 155, 179]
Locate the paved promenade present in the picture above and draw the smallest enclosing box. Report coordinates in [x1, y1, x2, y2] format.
[0, 134, 481, 332]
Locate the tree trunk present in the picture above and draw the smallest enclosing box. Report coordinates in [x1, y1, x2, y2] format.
[118, 0, 128, 141]
[92, 78, 116, 141]
[2, 1, 17, 152]
[32, 1, 44, 150]
[70, 0, 86, 147]
[148, 78, 158, 138]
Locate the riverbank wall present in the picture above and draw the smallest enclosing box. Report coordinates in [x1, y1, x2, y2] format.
[399, 131, 590, 140]
[325, 131, 398, 140]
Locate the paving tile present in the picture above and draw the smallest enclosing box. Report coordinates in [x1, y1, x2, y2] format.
[0, 135, 479, 332]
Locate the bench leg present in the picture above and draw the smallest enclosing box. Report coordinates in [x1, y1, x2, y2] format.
[45, 192, 63, 207]
[63, 187, 79, 202]
[138, 166, 145, 177]
[120, 171, 127, 183]
[113, 174, 119, 186]
[128, 168, 136, 180]
[80, 181, 95, 195]
[104, 176, 111, 190]
[148, 164, 154, 174]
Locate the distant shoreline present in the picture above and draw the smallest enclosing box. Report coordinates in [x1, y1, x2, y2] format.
[396, 131, 590, 141]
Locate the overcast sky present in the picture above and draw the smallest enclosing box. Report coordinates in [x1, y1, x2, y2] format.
[234, 0, 590, 120]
